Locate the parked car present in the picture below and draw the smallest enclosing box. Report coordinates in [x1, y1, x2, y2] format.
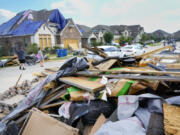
[120, 44, 145, 56]
[145, 40, 155, 44]
[86, 46, 125, 61]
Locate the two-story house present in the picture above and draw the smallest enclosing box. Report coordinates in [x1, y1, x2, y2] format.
[0, 9, 82, 55]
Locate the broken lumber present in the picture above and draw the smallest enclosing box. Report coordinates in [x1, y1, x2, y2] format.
[136, 45, 173, 59]
[59, 76, 105, 92]
[90, 69, 180, 76]
[163, 104, 180, 135]
[103, 74, 180, 82]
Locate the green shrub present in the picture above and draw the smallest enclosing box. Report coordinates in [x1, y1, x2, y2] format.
[0, 46, 6, 56]
[49, 45, 62, 54]
[27, 43, 38, 54]
[103, 32, 114, 44]
[91, 41, 103, 47]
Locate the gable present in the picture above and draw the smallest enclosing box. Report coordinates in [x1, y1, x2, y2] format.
[60, 19, 82, 38]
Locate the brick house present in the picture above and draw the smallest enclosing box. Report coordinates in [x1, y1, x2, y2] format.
[0, 9, 82, 55]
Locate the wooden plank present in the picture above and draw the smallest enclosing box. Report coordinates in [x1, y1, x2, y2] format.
[39, 89, 66, 109]
[136, 45, 173, 59]
[102, 74, 180, 82]
[90, 69, 180, 76]
[163, 104, 180, 135]
[40, 101, 65, 110]
[166, 63, 180, 69]
[95, 59, 117, 70]
[59, 77, 105, 92]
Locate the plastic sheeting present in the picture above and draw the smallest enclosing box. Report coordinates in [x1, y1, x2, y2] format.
[0, 9, 66, 36]
[117, 94, 163, 130]
[165, 96, 180, 105]
[2, 57, 89, 123]
[48, 9, 66, 30]
[11, 20, 43, 36]
[0, 12, 23, 36]
[66, 100, 115, 126]
[95, 117, 146, 135]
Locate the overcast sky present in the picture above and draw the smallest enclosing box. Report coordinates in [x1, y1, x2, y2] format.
[0, 0, 180, 33]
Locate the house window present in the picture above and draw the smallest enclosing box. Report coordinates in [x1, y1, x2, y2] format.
[39, 34, 52, 49]
[70, 28, 73, 33]
[43, 25, 46, 30]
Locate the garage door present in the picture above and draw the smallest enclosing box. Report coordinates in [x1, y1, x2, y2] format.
[114, 39, 119, 43]
[63, 39, 79, 50]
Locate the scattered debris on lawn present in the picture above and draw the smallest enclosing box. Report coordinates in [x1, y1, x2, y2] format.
[0, 45, 180, 135]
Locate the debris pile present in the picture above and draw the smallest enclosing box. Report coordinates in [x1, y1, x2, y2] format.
[0, 45, 180, 135]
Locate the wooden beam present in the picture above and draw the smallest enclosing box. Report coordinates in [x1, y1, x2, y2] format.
[103, 74, 180, 82]
[136, 45, 173, 59]
[59, 76, 105, 92]
[89, 69, 180, 76]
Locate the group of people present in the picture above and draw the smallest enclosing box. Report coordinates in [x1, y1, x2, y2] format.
[16, 47, 44, 70]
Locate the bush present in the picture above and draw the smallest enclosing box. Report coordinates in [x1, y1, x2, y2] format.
[0, 46, 6, 56]
[42, 47, 51, 54]
[119, 36, 133, 45]
[49, 45, 62, 54]
[91, 41, 103, 47]
[27, 43, 38, 54]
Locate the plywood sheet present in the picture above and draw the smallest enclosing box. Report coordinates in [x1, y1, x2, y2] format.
[163, 104, 180, 135]
[95, 59, 117, 70]
[59, 77, 105, 92]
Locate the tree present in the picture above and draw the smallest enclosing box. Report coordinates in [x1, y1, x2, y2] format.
[27, 43, 38, 54]
[103, 32, 114, 44]
[119, 36, 133, 45]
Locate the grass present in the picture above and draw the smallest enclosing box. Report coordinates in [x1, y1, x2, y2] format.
[147, 42, 161, 46]
[47, 53, 74, 61]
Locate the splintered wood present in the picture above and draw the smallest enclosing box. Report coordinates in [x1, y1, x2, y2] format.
[163, 104, 180, 135]
[95, 59, 117, 70]
[59, 77, 105, 92]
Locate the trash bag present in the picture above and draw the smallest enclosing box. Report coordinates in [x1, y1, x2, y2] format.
[0, 121, 18, 135]
[166, 96, 180, 105]
[117, 94, 163, 130]
[146, 112, 164, 135]
[67, 100, 115, 126]
[57, 57, 89, 77]
[2, 57, 89, 123]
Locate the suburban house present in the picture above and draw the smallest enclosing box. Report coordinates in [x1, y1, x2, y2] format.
[78, 24, 144, 46]
[0, 9, 82, 55]
[77, 24, 99, 47]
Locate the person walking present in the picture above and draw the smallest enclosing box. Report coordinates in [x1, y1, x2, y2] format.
[16, 47, 26, 70]
[38, 48, 44, 67]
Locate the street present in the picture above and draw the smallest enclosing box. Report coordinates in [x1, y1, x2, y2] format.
[0, 43, 179, 94]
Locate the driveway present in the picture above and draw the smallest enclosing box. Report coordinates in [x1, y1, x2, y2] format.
[0, 60, 65, 93]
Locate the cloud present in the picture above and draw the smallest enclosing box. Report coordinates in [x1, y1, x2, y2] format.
[50, 0, 180, 33]
[0, 9, 16, 21]
[100, 0, 145, 17]
[51, 0, 93, 17]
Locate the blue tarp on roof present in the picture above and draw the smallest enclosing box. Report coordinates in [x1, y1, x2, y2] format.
[48, 9, 66, 30]
[11, 20, 43, 36]
[0, 9, 66, 36]
[0, 12, 23, 36]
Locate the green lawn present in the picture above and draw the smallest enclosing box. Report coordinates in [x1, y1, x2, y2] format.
[48, 54, 74, 61]
[147, 42, 161, 46]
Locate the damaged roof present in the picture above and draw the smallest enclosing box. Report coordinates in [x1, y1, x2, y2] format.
[0, 9, 66, 36]
[77, 24, 92, 38]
